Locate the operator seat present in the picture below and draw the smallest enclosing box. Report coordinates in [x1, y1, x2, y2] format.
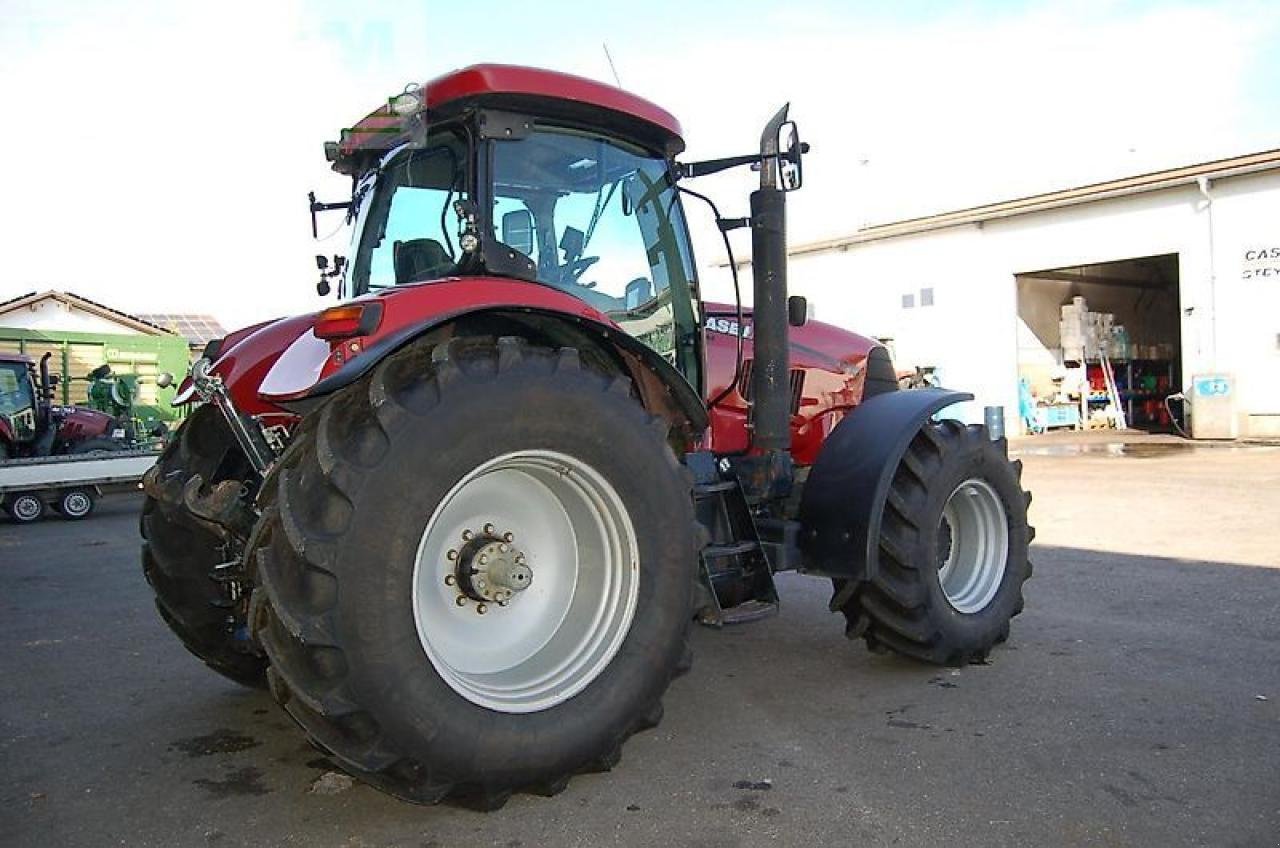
[393, 238, 454, 284]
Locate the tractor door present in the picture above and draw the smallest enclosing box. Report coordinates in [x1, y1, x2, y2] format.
[489, 126, 703, 391]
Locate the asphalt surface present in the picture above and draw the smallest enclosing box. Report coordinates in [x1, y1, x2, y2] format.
[2, 443, 1278, 847]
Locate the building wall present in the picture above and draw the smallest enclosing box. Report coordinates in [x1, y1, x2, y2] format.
[787, 169, 1280, 436]
[0, 299, 146, 336]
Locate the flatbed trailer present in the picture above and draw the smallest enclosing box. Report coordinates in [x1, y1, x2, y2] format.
[0, 450, 160, 523]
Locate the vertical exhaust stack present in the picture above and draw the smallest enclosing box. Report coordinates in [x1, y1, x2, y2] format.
[748, 106, 795, 495]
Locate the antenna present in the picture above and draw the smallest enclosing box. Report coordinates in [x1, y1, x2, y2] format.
[602, 43, 623, 87]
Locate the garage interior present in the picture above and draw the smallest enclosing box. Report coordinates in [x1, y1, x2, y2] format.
[1016, 253, 1182, 432]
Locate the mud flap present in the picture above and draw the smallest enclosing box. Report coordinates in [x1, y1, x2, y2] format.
[797, 388, 971, 583]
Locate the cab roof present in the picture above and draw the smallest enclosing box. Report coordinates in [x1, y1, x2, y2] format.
[333, 64, 685, 174]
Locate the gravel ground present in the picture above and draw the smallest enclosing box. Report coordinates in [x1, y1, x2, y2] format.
[1, 440, 1277, 847]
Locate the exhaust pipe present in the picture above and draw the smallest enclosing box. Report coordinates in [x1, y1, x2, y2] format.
[748, 105, 794, 493]
[39, 353, 53, 403]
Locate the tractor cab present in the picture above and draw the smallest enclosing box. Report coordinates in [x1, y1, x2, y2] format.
[311, 65, 702, 378]
[0, 355, 40, 448]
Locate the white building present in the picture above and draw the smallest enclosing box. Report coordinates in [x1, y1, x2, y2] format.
[783, 149, 1280, 438]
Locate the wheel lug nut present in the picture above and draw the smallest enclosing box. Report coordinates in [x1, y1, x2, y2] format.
[476, 604, 488, 615]
[447, 549, 458, 561]
[444, 574, 456, 586]
[483, 523, 495, 535]
[479, 554, 489, 565]
[455, 596, 467, 607]
[462, 530, 473, 541]
[499, 543, 510, 553]
[503, 532, 513, 542]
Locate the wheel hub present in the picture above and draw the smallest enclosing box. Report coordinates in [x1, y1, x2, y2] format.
[412, 450, 641, 713]
[935, 478, 1009, 614]
[448, 525, 532, 610]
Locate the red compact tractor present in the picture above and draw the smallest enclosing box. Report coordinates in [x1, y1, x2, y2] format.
[141, 65, 1032, 808]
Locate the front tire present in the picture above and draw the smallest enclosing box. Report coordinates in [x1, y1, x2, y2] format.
[140, 406, 266, 687]
[250, 337, 697, 807]
[836, 419, 1033, 665]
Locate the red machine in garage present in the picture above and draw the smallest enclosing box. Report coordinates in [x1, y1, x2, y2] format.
[141, 64, 1032, 808]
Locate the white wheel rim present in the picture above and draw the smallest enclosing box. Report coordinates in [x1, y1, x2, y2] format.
[13, 495, 41, 521]
[412, 450, 639, 713]
[937, 478, 1009, 614]
[62, 492, 91, 517]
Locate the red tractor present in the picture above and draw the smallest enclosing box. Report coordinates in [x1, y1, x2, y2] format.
[142, 65, 1032, 809]
[0, 352, 127, 461]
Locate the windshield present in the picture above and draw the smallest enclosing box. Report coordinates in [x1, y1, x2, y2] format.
[0, 361, 36, 440]
[492, 127, 700, 374]
[349, 130, 469, 294]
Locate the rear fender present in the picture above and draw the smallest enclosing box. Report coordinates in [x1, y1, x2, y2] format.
[262, 306, 708, 435]
[797, 388, 972, 580]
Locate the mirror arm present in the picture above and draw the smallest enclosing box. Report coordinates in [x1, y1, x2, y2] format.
[308, 191, 353, 239]
[675, 152, 762, 180]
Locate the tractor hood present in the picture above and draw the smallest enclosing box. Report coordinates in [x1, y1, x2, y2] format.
[55, 406, 117, 443]
[174, 313, 315, 416]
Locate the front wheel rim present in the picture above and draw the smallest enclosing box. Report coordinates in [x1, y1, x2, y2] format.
[936, 478, 1009, 613]
[412, 450, 640, 714]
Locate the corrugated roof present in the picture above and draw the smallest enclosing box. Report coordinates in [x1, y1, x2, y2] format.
[771, 147, 1280, 262]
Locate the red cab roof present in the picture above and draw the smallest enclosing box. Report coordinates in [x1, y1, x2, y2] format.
[336, 64, 683, 169]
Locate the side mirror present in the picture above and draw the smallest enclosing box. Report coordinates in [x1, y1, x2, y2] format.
[788, 295, 809, 327]
[501, 209, 535, 258]
[156, 372, 174, 389]
[625, 277, 653, 310]
[778, 120, 805, 192]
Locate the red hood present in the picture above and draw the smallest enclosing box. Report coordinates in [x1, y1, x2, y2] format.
[703, 301, 880, 369]
[207, 313, 316, 416]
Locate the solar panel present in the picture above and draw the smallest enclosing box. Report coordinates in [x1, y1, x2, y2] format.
[134, 314, 228, 345]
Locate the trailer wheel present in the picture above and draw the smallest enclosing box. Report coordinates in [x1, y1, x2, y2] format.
[140, 405, 266, 687]
[56, 488, 96, 520]
[836, 420, 1033, 665]
[7, 492, 45, 523]
[249, 337, 697, 808]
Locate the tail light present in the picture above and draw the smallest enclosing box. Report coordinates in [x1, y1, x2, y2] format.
[314, 303, 383, 341]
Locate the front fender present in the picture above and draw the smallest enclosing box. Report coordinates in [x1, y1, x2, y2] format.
[797, 388, 972, 580]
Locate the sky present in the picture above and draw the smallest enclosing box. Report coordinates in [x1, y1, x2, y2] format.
[1, 0, 1278, 328]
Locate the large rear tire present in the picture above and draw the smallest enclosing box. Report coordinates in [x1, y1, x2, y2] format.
[140, 406, 267, 687]
[249, 337, 697, 808]
[835, 419, 1033, 665]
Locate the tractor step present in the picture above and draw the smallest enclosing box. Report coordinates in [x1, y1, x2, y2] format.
[718, 599, 779, 626]
[686, 451, 779, 628]
[693, 480, 737, 498]
[703, 541, 760, 558]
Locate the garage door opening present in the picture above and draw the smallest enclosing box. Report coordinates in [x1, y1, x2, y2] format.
[1016, 253, 1181, 433]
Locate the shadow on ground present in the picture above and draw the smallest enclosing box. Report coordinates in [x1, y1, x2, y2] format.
[1, 496, 1277, 847]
